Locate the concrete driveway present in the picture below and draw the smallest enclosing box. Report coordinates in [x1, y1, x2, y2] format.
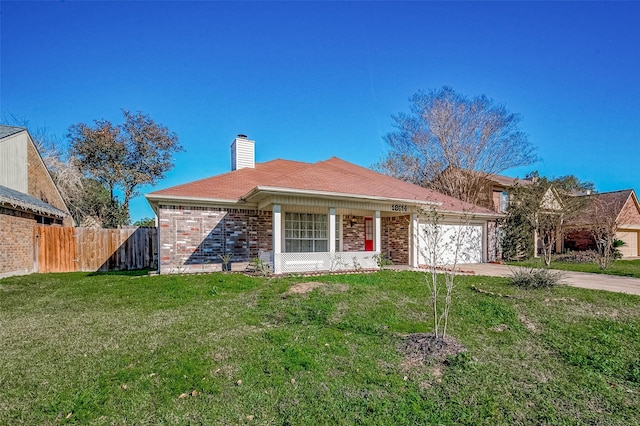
[458, 263, 640, 296]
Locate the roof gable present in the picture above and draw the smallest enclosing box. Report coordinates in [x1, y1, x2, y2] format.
[616, 189, 640, 226]
[0, 125, 71, 220]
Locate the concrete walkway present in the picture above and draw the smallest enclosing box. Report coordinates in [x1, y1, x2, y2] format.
[458, 263, 640, 296]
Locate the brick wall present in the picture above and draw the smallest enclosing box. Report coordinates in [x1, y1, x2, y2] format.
[341, 215, 410, 264]
[381, 216, 409, 264]
[158, 205, 272, 274]
[26, 143, 67, 213]
[254, 210, 273, 253]
[26, 142, 73, 226]
[0, 209, 36, 277]
[342, 216, 364, 252]
[564, 229, 595, 251]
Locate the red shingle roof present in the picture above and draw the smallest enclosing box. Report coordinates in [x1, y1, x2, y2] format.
[148, 157, 495, 214]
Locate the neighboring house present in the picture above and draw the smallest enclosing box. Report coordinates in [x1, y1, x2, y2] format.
[146, 135, 501, 274]
[478, 173, 568, 257]
[482, 173, 534, 213]
[430, 167, 534, 214]
[0, 125, 72, 278]
[564, 189, 640, 258]
[432, 168, 535, 260]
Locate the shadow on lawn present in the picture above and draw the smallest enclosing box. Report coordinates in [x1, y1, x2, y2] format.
[87, 269, 150, 277]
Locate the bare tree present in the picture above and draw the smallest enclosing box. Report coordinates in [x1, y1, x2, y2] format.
[419, 207, 480, 339]
[375, 86, 537, 205]
[376, 88, 534, 341]
[582, 196, 625, 269]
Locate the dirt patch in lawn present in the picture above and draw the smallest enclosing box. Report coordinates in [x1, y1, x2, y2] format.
[399, 333, 466, 366]
[519, 313, 538, 332]
[288, 282, 325, 294]
[286, 282, 349, 295]
[400, 333, 467, 388]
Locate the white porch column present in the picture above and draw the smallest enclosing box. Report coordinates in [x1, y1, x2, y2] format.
[410, 213, 419, 267]
[329, 208, 336, 253]
[375, 211, 381, 253]
[483, 221, 488, 263]
[273, 204, 282, 273]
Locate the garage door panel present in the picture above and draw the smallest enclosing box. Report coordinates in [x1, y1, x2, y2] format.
[616, 230, 638, 258]
[418, 224, 483, 265]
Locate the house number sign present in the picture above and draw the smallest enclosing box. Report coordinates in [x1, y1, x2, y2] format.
[391, 204, 408, 212]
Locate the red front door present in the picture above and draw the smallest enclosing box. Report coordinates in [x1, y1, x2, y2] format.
[364, 217, 374, 251]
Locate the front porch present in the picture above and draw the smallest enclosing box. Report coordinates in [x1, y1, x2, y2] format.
[268, 203, 413, 274]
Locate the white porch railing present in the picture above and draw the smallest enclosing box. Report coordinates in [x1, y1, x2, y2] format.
[271, 251, 379, 274]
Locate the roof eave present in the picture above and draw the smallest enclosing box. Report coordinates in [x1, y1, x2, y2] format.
[0, 199, 68, 219]
[145, 193, 254, 210]
[436, 209, 504, 220]
[243, 185, 443, 207]
[145, 187, 500, 218]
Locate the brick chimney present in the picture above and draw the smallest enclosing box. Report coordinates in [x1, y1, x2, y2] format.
[231, 134, 255, 171]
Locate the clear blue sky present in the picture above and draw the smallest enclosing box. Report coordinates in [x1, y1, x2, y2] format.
[2, 1, 639, 221]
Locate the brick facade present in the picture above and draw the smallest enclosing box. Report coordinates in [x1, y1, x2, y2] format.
[157, 207, 418, 273]
[341, 215, 410, 264]
[342, 216, 365, 252]
[564, 229, 595, 251]
[381, 216, 409, 264]
[158, 205, 272, 273]
[0, 209, 37, 277]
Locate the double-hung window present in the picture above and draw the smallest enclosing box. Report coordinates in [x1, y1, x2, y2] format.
[285, 213, 328, 252]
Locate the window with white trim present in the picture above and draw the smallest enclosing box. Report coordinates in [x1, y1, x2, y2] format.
[285, 213, 328, 252]
[500, 191, 509, 212]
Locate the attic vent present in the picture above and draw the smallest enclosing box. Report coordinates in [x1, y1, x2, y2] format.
[231, 135, 255, 171]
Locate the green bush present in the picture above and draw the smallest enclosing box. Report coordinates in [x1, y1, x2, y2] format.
[500, 210, 535, 261]
[612, 238, 625, 261]
[509, 267, 564, 289]
[373, 253, 393, 268]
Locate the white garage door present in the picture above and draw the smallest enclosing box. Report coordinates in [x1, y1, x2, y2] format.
[418, 224, 483, 266]
[616, 230, 639, 258]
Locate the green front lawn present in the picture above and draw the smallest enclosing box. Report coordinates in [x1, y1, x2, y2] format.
[508, 259, 640, 278]
[1, 271, 639, 424]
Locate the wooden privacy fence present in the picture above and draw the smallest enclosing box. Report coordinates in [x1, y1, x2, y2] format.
[35, 226, 158, 273]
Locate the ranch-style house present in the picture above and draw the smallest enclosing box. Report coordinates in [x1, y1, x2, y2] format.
[146, 135, 501, 274]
